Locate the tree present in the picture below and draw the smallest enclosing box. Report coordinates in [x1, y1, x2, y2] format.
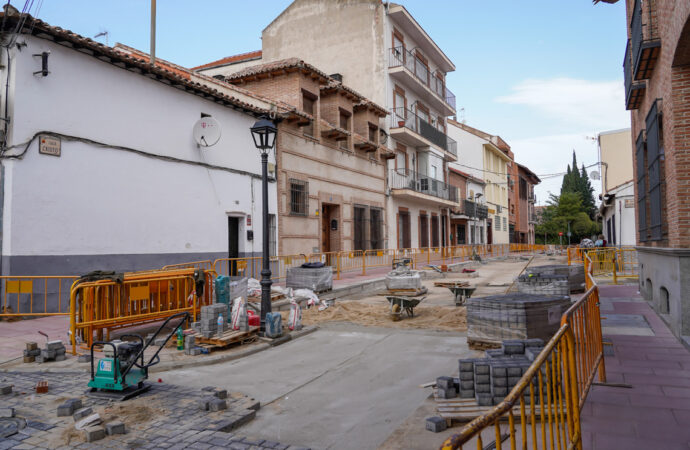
[535, 191, 600, 244]
[579, 164, 596, 219]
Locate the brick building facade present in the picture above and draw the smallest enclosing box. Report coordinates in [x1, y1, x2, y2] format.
[621, 0, 690, 343]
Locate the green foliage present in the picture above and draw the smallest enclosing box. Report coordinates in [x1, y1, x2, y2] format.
[536, 191, 600, 244]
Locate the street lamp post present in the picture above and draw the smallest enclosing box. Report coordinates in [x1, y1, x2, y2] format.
[250, 119, 277, 334]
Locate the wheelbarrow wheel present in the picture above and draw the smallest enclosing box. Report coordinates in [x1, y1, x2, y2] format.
[391, 304, 402, 321]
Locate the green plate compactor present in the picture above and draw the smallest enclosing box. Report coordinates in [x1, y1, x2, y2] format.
[87, 312, 189, 401]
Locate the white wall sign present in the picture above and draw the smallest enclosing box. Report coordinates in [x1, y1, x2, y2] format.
[39, 135, 61, 156]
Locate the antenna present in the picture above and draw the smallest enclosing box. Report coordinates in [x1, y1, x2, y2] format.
[94, 30, 109, 47]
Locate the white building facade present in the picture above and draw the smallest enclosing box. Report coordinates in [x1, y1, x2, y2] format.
[0, 17, 278, 275]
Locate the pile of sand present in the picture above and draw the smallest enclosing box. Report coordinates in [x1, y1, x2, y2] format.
[281, 301, 466, 332]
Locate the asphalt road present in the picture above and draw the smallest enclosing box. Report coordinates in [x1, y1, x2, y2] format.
[161, 322, 476, 450]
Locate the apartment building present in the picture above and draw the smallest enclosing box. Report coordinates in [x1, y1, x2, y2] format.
[516, 164, 541, 245]
[620, 0, 690, 342]
[597, 128, 635, 247]
[448, 121, 511, 244]
[196, 0, 459, 250]
[448, 168, 488, 245]
[214, 59, 390, 256]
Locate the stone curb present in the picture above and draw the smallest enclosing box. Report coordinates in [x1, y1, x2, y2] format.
[0, 325, 319, 374]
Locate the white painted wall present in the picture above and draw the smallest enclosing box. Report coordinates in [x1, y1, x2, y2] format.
[1, 35, 276, 259]
[601, 181, 636, 247]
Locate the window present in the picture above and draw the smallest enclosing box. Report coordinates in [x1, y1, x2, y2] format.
[396, 151, 407, 172]
[495, 216, 500, 230]
[420, 214, 429, 247]
[636, 131, 647, 241]
[470, 225, 475, 244]
[503, 216, 507, 231]
[646, 100, 663, 240]
[519, 178, 528, 199]
[353, 205, 367, 251]
[431, 215, 439, 247]
[289, 179, 308, 216]
[398, 211, 411, 248]
[368, 124, 377, 143]
[302, 92, 315, 137]
[370, 208, 383, 250]
[339, 110, 350, 150]
[268, 214, 277, 256]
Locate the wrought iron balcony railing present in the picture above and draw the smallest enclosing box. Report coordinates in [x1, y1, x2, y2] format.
[389, 47, 456, 111]
[390, 107, 457, 157]
[389, 169, 458, 203]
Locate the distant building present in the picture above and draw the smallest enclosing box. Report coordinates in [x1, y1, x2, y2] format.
[597, 128, 635, 247]
[223, 59, 390, 255]
[448, 168, 487, 245]
[195, 0, 459, 250]
[516, 164, 541, 245]
[447, 121, 511, 244]
[620, 0, 690, 342]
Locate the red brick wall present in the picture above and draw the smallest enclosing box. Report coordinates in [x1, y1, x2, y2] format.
[626, 0, 690, 248]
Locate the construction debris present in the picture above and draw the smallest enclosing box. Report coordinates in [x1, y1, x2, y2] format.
[34, 340, 66, 363]
[385, 265, 423, 291]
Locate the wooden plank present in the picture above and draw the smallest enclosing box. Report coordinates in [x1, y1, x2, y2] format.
[433, 281, 470, 288]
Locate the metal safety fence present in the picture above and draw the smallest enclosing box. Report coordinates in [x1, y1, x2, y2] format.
[567, 247, 639, 285]
[0, 276, 78, 317]
[440, 251, 606, 450]
[69, 268, 214, 354]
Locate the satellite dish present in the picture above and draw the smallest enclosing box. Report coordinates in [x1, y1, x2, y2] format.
[193, 116, 221, 147]
[589, 171, 600, 180]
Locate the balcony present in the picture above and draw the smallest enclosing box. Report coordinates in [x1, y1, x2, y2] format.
[456, 199, 488, 219]
[624, 39, 646, 110]
[389, 169, 458, 206]
[389, 107, 457, 160]
[630, 0, 660, 81]
[388, 47, 456, 116]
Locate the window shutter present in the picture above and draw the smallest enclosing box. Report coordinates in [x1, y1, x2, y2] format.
[646, 100, 663, 241]
[635, 131, 647, 242]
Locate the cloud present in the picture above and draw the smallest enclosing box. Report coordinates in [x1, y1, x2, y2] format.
[509, 133, 604, 205]
[496, 78, 630, 131]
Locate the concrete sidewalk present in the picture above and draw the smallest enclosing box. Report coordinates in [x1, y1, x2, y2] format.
[581, 284, 690, 450]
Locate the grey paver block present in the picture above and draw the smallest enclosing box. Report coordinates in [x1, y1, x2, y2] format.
[212, 389, 227, 399]
[208, 399, 227, 412]
[73, 407, 93, 421]
[84, 425, 106, 442]
[0, 384, 12, 395]
[436, 376, 454, 390]
[425, 416, 447, 433]
[0, 407, 15, 417]
[106, 421, 126, 435]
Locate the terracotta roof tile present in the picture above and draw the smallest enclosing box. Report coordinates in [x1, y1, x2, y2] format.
[1, 12, 268, 117]
[191, 50, 262, 71]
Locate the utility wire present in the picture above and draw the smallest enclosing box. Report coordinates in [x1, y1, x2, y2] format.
[2, 131, 275, 182]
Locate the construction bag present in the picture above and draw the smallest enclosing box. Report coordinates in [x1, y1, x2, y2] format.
[231, 297, 248, 331]
[265, 312, 282, 338]
[288, 300, 302, 331]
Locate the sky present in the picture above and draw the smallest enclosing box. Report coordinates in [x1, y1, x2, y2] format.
[29, 0, 631, 204]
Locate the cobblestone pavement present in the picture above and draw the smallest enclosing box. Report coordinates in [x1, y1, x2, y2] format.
[0, 371, 310, 450]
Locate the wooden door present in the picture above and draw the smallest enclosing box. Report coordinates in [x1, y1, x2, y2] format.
[321, 205, 331, 253]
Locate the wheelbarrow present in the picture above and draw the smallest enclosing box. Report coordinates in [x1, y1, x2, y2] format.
[386, 295, 426, 321]
[447, 285, 476, 306]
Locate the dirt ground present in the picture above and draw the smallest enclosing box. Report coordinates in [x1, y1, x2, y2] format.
[279, 254, 567, 334]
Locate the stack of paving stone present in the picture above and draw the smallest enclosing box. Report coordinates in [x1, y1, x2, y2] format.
[452, 338, 545, 407]
[516, 273, 569, 296]
[466, 293, 570, 346]
[36, 340, 66, 363]
[525, 264, 585, 293]
[184, 334, 201, 356]
[23, 341, 41, 363]
[196, 303, 229, 338]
